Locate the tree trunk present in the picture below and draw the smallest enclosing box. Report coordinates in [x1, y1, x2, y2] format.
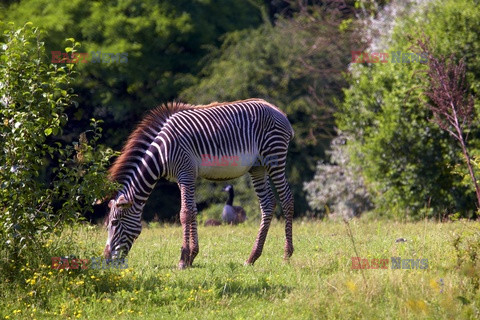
[458, 133, 480, 219]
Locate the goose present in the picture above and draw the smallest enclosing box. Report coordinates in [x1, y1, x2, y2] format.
[222, 185, 247, 225]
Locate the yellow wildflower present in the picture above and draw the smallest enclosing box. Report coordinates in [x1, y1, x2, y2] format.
[346, 280, 357, 293]
[406, 299, 428, 313]
[429, 279, 440, 290]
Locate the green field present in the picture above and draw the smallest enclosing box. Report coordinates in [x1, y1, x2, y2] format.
[2, 219, 480, 319]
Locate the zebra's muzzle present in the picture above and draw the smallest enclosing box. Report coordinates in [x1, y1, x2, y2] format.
[104, 244, 111, 260]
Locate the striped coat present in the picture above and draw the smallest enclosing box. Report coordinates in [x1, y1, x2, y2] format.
[104, 98, 294, 268]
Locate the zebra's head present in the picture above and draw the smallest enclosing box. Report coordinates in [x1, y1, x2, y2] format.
[104, 194, 142, 260]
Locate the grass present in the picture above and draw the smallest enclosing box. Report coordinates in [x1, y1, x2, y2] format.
[1, 219, 479, 319]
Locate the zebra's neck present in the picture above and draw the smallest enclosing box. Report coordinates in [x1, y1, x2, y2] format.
[116, 139, 166, 205]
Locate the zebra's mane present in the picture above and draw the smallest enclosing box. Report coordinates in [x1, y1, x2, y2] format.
[108, 101, 194, 182]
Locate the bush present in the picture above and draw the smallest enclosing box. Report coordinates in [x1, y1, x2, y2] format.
[453, 226, 480, 290]
[0, 22, 115, 277]
[338, 0, 480, 219]
[304, 133, 372, 219]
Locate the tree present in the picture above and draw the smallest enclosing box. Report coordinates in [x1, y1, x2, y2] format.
[182, 2, 360, 216]
[4, 0, 266, 146]
[418, 39, 479, 217]
[3, 0, 266, 221]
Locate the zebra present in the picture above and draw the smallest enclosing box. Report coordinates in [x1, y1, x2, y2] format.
[104, 98, 294, 269]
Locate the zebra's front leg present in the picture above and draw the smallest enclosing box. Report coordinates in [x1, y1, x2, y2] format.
[178, 181, 197, 269]
[246, 167, 276, 265]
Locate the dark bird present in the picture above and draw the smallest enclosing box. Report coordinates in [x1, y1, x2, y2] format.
[222, 185, 247, 225]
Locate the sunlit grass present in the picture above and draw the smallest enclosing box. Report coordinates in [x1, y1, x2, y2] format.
[1, 219, 479, 319]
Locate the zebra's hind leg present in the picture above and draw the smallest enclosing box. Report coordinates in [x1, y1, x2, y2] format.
[189, 210, 199, 266]
[268, 168, 294, 261]
[178, 180, 196, 269]
[246, 167, 276, 265]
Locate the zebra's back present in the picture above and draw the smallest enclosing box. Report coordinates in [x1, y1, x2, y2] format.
[162, 99, 292, 181]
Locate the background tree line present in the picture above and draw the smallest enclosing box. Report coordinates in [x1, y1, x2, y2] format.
[1, 0, 480, 226]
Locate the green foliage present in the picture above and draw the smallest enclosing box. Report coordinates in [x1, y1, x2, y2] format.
[338, 0, 480, 219]
[182, 7, 357, 215]
[4, 0, 265, 146]
[453, 225, 480, 290]
[182, 22, 314, 213]
[3, 0, 266, 221]
[0, 23, 116, 274]
[52, 119, 119, 219]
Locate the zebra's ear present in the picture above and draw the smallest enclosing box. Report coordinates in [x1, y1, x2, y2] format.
[116, 194, 132, 208]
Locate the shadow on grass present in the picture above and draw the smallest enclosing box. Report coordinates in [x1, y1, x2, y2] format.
[92, 267, 292, 301]
[216, 279, 292, 299]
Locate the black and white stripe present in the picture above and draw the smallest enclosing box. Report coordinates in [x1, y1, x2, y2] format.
[104, 99, 294, 268]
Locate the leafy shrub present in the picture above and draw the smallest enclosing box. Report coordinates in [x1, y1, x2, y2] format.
[0, 22, 116, 276]
[453, 226, 480, 290]
[338, 0, 480, 219]
[304, 133, 372, 219]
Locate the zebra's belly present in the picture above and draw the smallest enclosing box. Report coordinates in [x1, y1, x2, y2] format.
[197, 152, 257, 180]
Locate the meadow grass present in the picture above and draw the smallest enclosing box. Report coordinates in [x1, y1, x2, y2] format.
[1, 219, 479, 319]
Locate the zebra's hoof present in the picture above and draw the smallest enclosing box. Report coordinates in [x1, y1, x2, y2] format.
[178, 262, 187, 270]
[244, 261, 253, 266]
[284, 246, 294, 259]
